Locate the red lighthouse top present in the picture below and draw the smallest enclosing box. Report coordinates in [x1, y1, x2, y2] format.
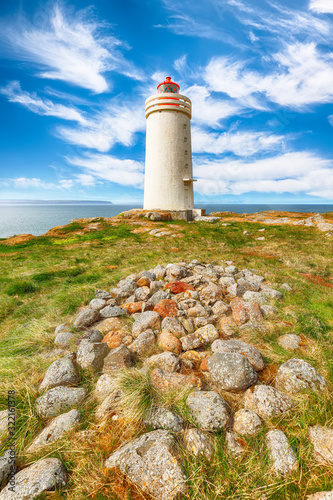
[157, 76, 180, 94]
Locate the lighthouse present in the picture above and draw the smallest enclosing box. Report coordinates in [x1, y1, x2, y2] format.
[143, 77, 195, 212]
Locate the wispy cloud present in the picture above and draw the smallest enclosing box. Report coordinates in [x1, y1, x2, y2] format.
[185, 85, 241, 126]
[309, 0, 333, 14]
[192, 128, 285, 156]
[193, 152, 333, 198]
[205, 42, 333, 108]
[0, 177, 74, 190]
[66, 153, 144, 187]
[0, 3, 143, 93]
[0, 81, 86, 123]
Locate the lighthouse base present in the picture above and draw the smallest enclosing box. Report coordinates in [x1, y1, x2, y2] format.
[118, 208, 206, 222]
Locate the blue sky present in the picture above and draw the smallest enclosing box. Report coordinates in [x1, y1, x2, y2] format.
[0, 0, 333, 204]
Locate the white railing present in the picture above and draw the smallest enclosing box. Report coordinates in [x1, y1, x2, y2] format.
[145, 93, 191, 118]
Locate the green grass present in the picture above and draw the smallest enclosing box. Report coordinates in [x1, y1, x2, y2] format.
[0, 214, 332, 499]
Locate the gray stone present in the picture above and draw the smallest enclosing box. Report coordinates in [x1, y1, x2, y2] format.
[200, 283, 224, 304]
[144, 352, 181, 372]
[132, 311, 161, 337]
[134, 286, 151, 301]
[104, 430, 187, 500]
[39, 358, 79, 393]
[139, 270, 157, 281]
[211, 301, 230, 316]
[244, 385, 293, 419]
[73, 309, 99, 329]
[278, 334, 303, 351]
[275, 358, 327, 394]
[76, 329, 103, 344]
[233, 409, 262, 436]
[187, 304, 208, 317]
[99, 305, 126, 318]
[95, 389, 123, 420]
[219, 276, 236, 287]
[89, 298, 107, 310]
[0, 458, 67, 499]
[261, 288, 283, 300]
[94, 373, 115, 402]
[153, 265, 166, 280]
[150, 280, 165, 292]
[128, 329, 155, 356]
[195, 324, 219, 344]
[280, 283, 292, 291]
[266, 429, 297, 476]
[211, 339, 265, 371]
[161, 317, 186, 337]
[307, 492, 333, 499]
[317, 223, 333, 232]
[225, 265, 238, 275]
[0, 450, 11, 489]
[103, 345, 132, 372]
[147, 290, 171, 307]
[225, 431, 246, 456]
[243, 291, 268, 305]
[54, 324, 67, 335]
[208, 352, 258, 392]
[166, 264, 190, 280]
[54, 331, 77, 347]
[186, 391, 229, 431]
[76, 340, 110, 371]
[145, 407, 185, 432]
[35, 387, 86, 418]
[309, 425, 333, 463]
[183, 428, 213, 459]
[180, 332, 203, 351]
[260, 305, 278, 318]
[95, 289, 113, 300]
[26, 409, 81, 453]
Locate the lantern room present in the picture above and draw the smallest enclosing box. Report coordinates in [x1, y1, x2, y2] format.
[157, 76, 180, 94]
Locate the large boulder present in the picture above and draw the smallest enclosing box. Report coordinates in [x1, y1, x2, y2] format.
[186, 391, 229, 431]
[275, 358, 327, 394]
[266, 429, 297, 476]
[35, 387, 86, 418]
[39, 357, 79, 393]
[104, 430, 187, 500]
[211, 339, 265, 371]
[244, 385, 293, 419]
[73, 309, 99, 329]
[103, 345, 132, 372]
[0, 458, 67, 499]
[76, 341, 110, 371]
[208, 352, 258, 392]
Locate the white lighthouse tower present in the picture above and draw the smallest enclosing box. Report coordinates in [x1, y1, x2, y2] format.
[143, 77, 195, 212]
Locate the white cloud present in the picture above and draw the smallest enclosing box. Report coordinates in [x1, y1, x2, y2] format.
[185, 85, 241, 126]
[173, 55, 187, 74]
[328, 115, 333, 126]
[192, 127, 285, 156]
[58, 102, 145, 152]
[193, 152, 333, 199]
[0, 81, 86, 123]
[309, 0, 333, 13]
[75, 174, 97, 187]
[7, 177, 73, 190]
[205, 43, 333, 108]
[66, 153, 144, 187]
[0, 3, 142, 93]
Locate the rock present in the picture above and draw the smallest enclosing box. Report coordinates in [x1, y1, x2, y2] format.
[94, 373, 115, 402]
[212, 301, 230, 316]
[0, 410, 8, 441]
[137, 276, 151, 287]
[151, 368, 201, 392]
[145, 407, 185, 432]
[308, 425, 333, 463]
[77, 329, 103, 344]
[280, 283, 292, 291]
[89, 298, 107, 310]
[54, 331, 77, 347]
[165, 281, 195, 293]
[180, 324, 219, 351]
[35, 387, 87, 418]
[95, 317, 128, 335]
[0, 458, 67, 500]
[144, 352, 181, 372]
[260, 305, 277, 318]
[200, 283, 224, 304]
[103, 345, 132, 372]
[147, 290, 171, 307]
[196, 324, 219, 344]
[208, 352, 258, 392]
[278, 334, 303, 351]
[187, 304, 208, 317]
[73, 309, 99, 329]
[261, 288, 283, 300]
[242, 291, 268, 305]
[76, 340, 110, 371]
[275, 358, 327, 394]
[179, 317, 195, 333]
[101, 330, 130, 349]
[186, 391, 229, 431]
[99, 305, 126, 319]
[161, 317, 186, 338]
[183, 428, 213, 459]
[219, 276, 236, 287]
[153, 265, 166, 280]
[134, 286, 151, 301]
[157, 331, 182, 355]
[225, 431, 246, 456]
[132, 311, 161, 338]
[225, 265, 238, 275]
[317, 223, 333, 232]
[104, 430, 187, 500]
[211, 339, 265, 371]
[121, 301, 145, 314]
[233, 409, 262, 436]
[154, 299, 178, 318]
[54, 323, 67, 335]
[244, 385, 293, 419]
[26, 409, 81, 453]
[0, 450, 11, 489]
[95, 289, 113, 300]
[307, 492, 333, 499]
[266, 429, 297, 476]
[230, 297, 263, 324]
[166, 264, 190, 280]
[95, 389, 123, 420]
[39, 357, 79, 393]
[128, 329, 155, 356]
[150, 280, 165, 292]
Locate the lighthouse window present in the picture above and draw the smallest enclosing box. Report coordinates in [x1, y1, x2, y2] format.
[184, 150, 188, 155]
[184, 137, 187, 142]
[183, 123, 187, 130]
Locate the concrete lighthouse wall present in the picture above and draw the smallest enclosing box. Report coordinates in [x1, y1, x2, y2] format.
[144, 92, 194, 211]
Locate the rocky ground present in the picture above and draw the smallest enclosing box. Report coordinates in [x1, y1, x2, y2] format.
[1, 257, 332, 499]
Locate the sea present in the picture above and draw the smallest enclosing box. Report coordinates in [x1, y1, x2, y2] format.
[0, 203, 332, 239]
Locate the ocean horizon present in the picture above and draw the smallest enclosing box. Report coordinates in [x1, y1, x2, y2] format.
[0, 203, 332, 239]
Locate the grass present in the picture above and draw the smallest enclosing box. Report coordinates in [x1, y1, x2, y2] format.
[0, 214, 332, 499]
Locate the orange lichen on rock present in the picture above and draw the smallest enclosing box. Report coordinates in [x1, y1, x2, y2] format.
[154, 299, 178, 318]
[165, 281, 195, 293]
